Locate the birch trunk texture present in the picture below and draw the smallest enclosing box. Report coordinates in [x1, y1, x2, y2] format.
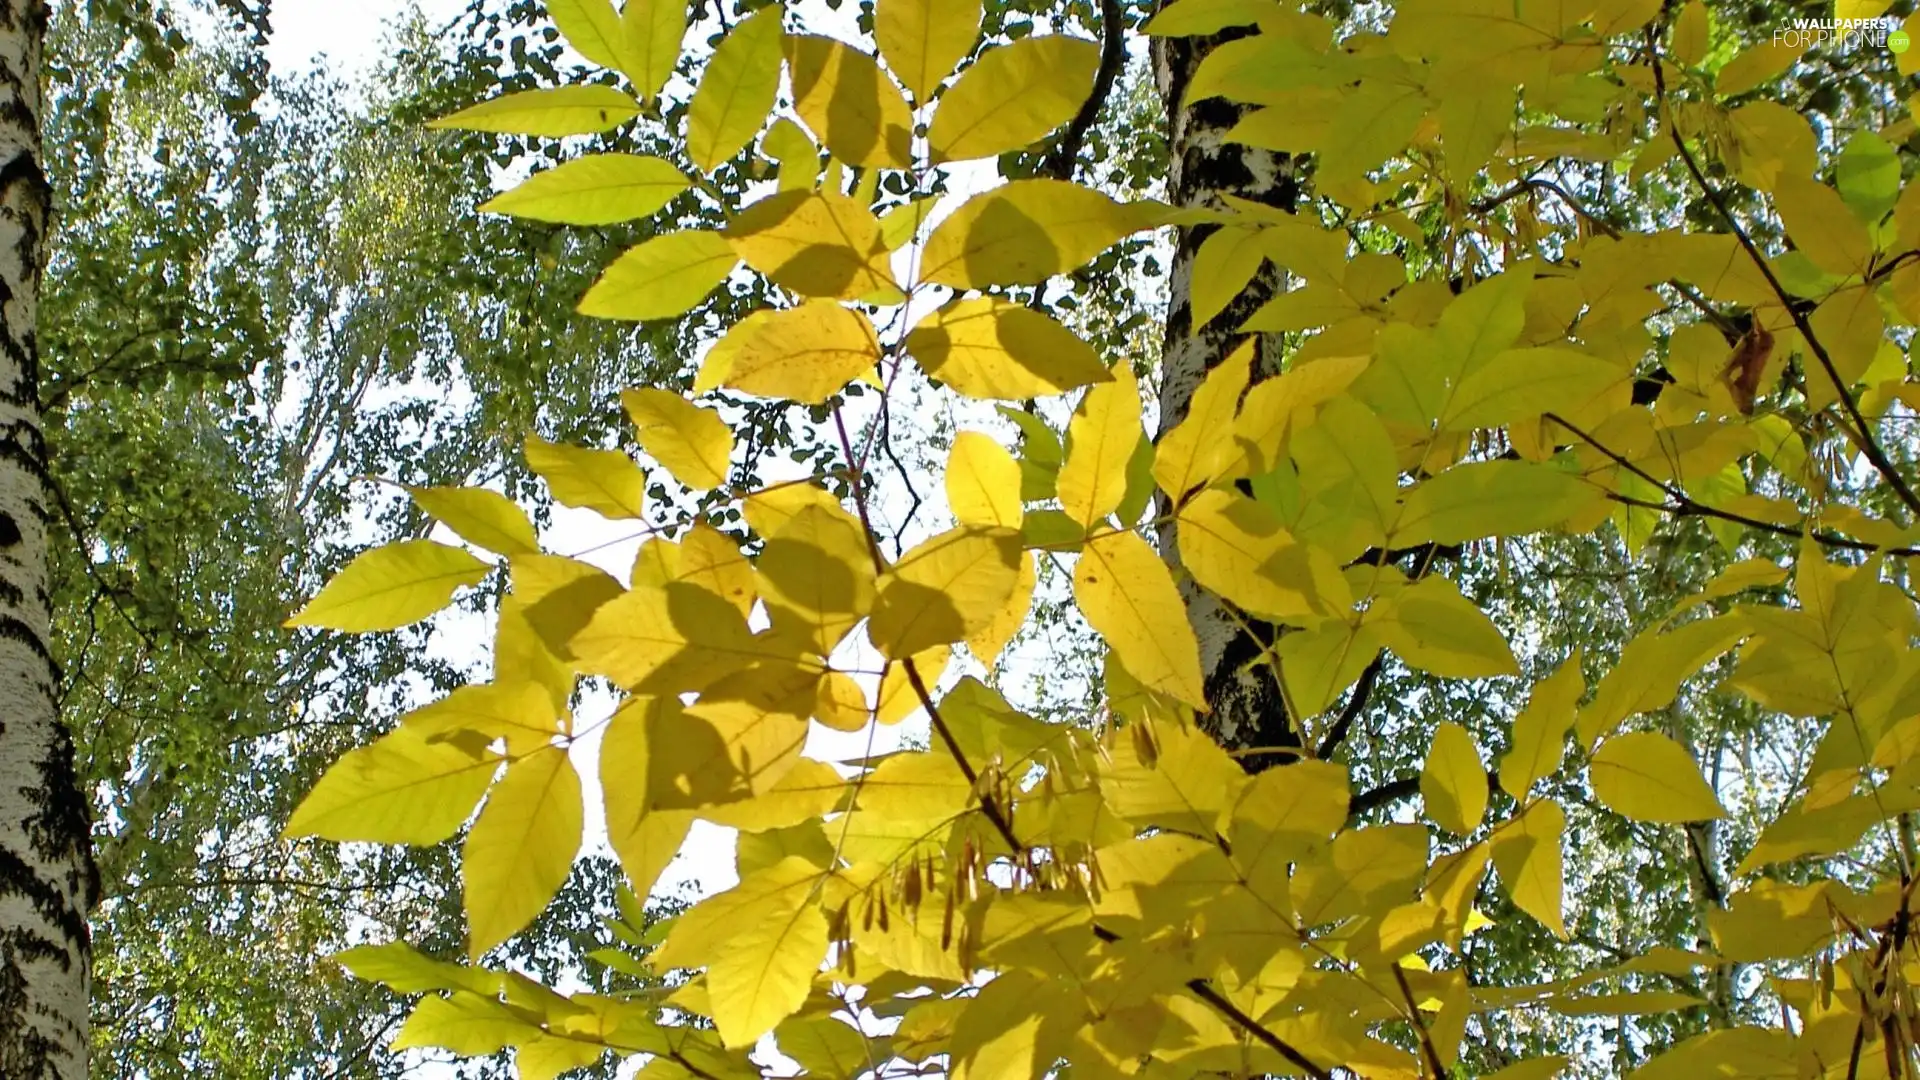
[0, 3, 97, 1078]
[1152, 23, 1301, 766]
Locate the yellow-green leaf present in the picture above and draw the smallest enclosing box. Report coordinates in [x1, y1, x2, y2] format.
[759, 503, 877, 655]
[578, 230, 739, 321]
[287, 540, 492, 631]
[1442, 348, 1625, 431]
[1177, 488, 1332, 620]
[905, 298, 1112, 399]
[1773, 175, 1874, 277]
[719, 300, 881, 405]
[285, 725, 498, 843]
[1057, 365, 1141, 527]
[523, 435, 648, 519]
[919, 180, 1161, 288]
[1422, 722, 1488, 834]
[429, 85, 639, 136]
[621, 388, 733, 491]
[618, 0, 685, 101]
[785, 35, 914, 169]
[1590, 732, 1727, 823]
[1499, 652, 1583, 798]
[478, 154, 688, 224]
[687, 7, 785, 171]
[1076, 530, 1206, 708]
[1189, 226, 1268, 328]
[408, 486, 539, 556]
[725, 189, 900, 301]
[464, 747, 583, 957]
[391, 992, 534, 1055]
[1400, 460, 1599, 545]
[946, 432, 1022, 528]
[692, 869, 829, 1047]
[870, 526, 1022, 658]
[1485, 1057, 1570, 1080]
[1492, 798, 1567, 939]
[927, 36, 1100, 162]
[1576, 615, 1744, 747]
[875, 0, 982, 102]
[1373, 576, 1518, 679]
[600, 703, 694, 900]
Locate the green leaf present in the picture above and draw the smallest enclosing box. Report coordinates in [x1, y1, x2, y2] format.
[464, 747, 584, 958]
[1590, 732, 1727, 823]
[1401, 460, 1598, 545]
[428, 85, 640, 137]
[333, 942, 500, 996]
[408, 486, 540, 556]
[286, 540, 492, 631]
[1834, 130, 1900, 225]
[1373, 576, 1519, 679]
[687, 8, 785, 172]
[390, 992, 536, 1055]
[478, 154, 689, 224]
[927, 36, 1100, 162]
[284, 725, 498, 843]
[578, 229, 739, 322]
[1499, 653, 1583, 798]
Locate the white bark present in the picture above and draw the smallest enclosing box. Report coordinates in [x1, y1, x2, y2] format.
[1152, 23, 1300, 762]
[0, 4, 96, 1078]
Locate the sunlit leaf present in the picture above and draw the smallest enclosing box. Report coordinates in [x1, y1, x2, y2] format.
[287, 540, 492, 632]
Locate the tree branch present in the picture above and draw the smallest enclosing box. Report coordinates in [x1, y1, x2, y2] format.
[1041, 0, 1125, 181]
[1646, 30, 1920, 520]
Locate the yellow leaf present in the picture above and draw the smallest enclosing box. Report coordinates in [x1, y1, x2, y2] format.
[1278, 619, 1381, 716]
[285, 724, 498, 843]
[719, 300, 882, 405]
[946, 432, 1023, 528]
[880, 194, 939, 249]
[523, 435, 648, 520]
[1773, 174, 1874, 277]
[702, 758, 850, 831]
[1154, 340, 1251, 499]
[1076, 530, 1206, 708]
[1057, 366, 1141, 527]
[509, 554, 623, 662]
[919, 180, 1161, 288]
[1576, 615, 1744, 747]
[578, 230, 740, 322]
[1499, 652, 1583, 798]
[494, 599, 575, 715]
[1492, 798, 1567, 939]
[618, 0, 685, 101]
[1372, 576, 1518, 679]
[966, 549, 1034, 665]
[654, 853, 824, 968]
[653, 699, 807, 809]
[678, 524, 756, 617]
[428, 85, 639, 136]
[600, 702, 693, 899]
[1484, 1057, 1569, 1080]
[687, 7, 785, 171]
[743, 482, 849, 538]
[621, 388, 733, 490]
[408, 485, 539, 556]
[763, 117, 820, 192]
[546, 0, 626, 71]
[725, 189, 901, 301]
[1099, 718, 1247, 837]
[1189, 226, 1268, 327]
[1629, 1028, 1800, 1080]
[904, 298, 1113, 399]
[402, 682, 562, 756]
[927, 36, 1100, 162]
[876, 0, 981, 102]
[1671, 0, 1709, 65]
[707, 895, 828, 1048]
[785, 35, 914, 169]
[287, 540, 491, 631]
[1294, 824, 1428, 923]
[1590, 732, 1727, 823]
[463, 747, 583, 957]
[759, 503, 878, 654]
[571, 582, 757, 693]
[870, 525, 1022, 658]
[478, 153, 688, 224]
[1177, 489, 1335, 620]
[1421, 722, 1488, 835]
[1543, 991, 1706, 1016]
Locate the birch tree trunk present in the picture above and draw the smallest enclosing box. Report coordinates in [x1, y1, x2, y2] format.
[1152, 24, 1302, 765]
[0, 3, 97, 1077]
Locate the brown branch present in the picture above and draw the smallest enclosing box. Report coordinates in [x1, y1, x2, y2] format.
[1646, 29, 1920, 520]
[1392, 963, 1449, 1079]
[1314, 654, 1383, 761]
[1040, 0, 1125, 181]
[1544, 412, 1920, 557]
